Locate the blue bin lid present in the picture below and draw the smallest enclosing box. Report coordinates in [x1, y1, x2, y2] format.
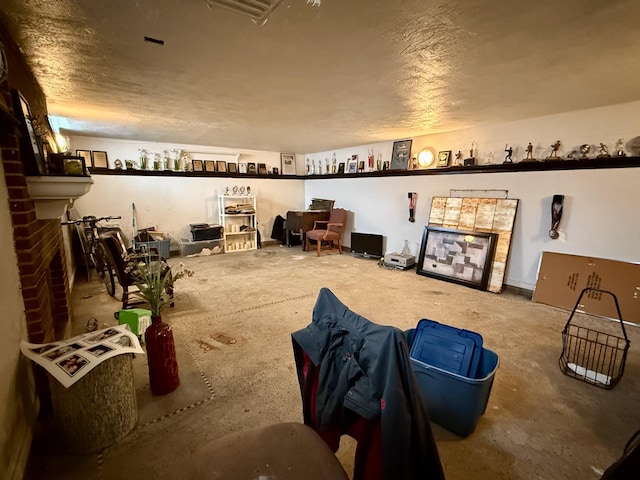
[409, 319, 483, 377]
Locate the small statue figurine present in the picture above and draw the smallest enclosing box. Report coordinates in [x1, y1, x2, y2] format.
[524, 142, 535, 161]
[616, 139, 626, 157]
[579, 144, 591, 159]
[455, 150, 463, 165]
[546, 140, 561, 160]
[504, 144, 513, 164]
[597, 142, 611, 158]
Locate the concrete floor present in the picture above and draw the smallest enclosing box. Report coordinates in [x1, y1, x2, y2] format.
[24, 244, 640, 479]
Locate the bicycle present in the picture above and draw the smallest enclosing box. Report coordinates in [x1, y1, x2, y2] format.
[62, 215, 123, 297]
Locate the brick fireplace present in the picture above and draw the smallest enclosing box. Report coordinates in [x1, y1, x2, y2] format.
[1, 125, 72, 344]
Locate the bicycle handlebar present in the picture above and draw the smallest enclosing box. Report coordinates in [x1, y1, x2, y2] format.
[61, 215, 122, 226]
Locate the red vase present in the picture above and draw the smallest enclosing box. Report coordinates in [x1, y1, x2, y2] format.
[145, 315, 180, 395]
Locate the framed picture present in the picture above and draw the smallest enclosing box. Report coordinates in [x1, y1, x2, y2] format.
[216, 160, 227, 173]
[338, 162, 345, 174]
[238, 162, 247, 174]
[92, 150, 108, 168]
[247, 162, 257, 174]
[257, 163, 267, 175]
[417, 226, 498, 291]
[11, 90, 46, 175]
[347, 155, 358, 174]
[204, 160, 215, 172]
[358, 160, 365, 173]
[76, 150, 93, 167]
[437, 150, 451, 167]
[281, 152, 296, 175]
[228, 162, 237, 173]
[192, 159, 204, 172]
[390, 139, 412, 170]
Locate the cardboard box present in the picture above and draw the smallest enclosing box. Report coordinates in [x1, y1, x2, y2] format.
[118, 308, 152, 336]
[533, 252, 640, 321]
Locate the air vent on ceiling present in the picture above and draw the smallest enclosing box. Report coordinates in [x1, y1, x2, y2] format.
[205, 0, 284, 25]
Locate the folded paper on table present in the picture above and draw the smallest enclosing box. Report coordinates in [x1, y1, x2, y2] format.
[20, 324, 144, 388]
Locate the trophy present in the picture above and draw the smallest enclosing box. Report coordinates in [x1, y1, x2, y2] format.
[596, 142, 611, 158]
[546, 140, 561, 160]
[524, 142, 536, 162]
[503, 145, 513, 164]
[615, 139, 626, 157]
[579, 144, 590, 159]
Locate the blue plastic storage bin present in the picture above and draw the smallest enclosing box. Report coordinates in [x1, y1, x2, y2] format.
[408, 328, 499, 437]
[410, 319, 483, 378]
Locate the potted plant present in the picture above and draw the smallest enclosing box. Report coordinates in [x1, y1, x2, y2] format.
[125, 252, 194, 395]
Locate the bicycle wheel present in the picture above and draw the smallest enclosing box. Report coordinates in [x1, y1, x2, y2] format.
[95, 243, 116, 297]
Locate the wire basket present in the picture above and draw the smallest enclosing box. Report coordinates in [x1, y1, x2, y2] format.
[559, 288, 630, 390]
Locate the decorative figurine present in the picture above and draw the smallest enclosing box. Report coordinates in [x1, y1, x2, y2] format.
[463, 142, 476, 166]
[549, 194, 564, 240]
[546, 141, 561, 160]
[597, 142, 611, 158]
[524, 142, 536, 161]
[504, 144, 513, 164]
[306, 158, 311, 175]
[616, 139, 626, 157]
[454, 150, 463, 166]
[368, 149, 374, 170]
[579, 144, 590, 159]
[377, 153, 382, 171]
[332, 153, 337, 173]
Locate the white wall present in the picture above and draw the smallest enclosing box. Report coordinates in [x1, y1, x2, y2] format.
[306, 101, 640, 290]
[70, 137, 306, 247]
[70, 101, 640, 290]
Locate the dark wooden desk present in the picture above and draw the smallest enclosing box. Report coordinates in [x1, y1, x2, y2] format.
[286, 210, 330, 249]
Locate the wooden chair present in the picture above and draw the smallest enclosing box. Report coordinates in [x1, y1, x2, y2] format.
[99, 231, 173, 310]
[305, 208, 347, 256]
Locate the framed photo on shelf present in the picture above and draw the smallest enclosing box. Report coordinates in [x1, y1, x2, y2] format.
[11, 89, 46, 175]
[390, 139, 412, 170]
[257, 163, 267, 175]
[416, 226, 497, 291]
[227, 162, 237, 174]
[192, 159, 204, 172]
[347, 155, 358, 174]
[204, 160, 215, 172]
[247, 162, 257, 174]
[238, 162, 247, 174]
[338, 162, 345, 174]
[76, 150, 93, 168]
[281, 152, 296, 175]
[216, 160, 227, 173]
[92, 150, 108, 168]
[437, 150, 451, 167]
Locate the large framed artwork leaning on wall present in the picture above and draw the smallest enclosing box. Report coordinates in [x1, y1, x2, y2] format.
[417, 226, 498, 291]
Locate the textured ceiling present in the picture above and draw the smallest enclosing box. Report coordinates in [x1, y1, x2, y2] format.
[2, 0, 640, 153]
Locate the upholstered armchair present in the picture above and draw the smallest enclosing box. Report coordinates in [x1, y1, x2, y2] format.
[305, 208, 347, 256]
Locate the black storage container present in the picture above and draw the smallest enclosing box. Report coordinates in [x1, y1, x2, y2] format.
[190, 223, 222, 241]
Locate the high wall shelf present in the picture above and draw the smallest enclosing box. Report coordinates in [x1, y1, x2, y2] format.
[88, 156, 640, 179]
[218, 194, 257, 253]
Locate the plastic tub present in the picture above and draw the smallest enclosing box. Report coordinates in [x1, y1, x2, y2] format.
[408, 328, 499, 436]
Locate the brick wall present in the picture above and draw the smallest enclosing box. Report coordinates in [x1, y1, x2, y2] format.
[1, 130, 72, 344]
[0, 23, 72, 343]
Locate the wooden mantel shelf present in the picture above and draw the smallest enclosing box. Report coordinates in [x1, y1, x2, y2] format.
[88, 156, 640, 179]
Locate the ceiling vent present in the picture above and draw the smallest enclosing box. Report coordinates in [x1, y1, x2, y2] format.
[205, 0, 284, 25]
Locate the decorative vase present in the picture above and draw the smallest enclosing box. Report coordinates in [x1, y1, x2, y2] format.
[145, 315, 180, 395]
